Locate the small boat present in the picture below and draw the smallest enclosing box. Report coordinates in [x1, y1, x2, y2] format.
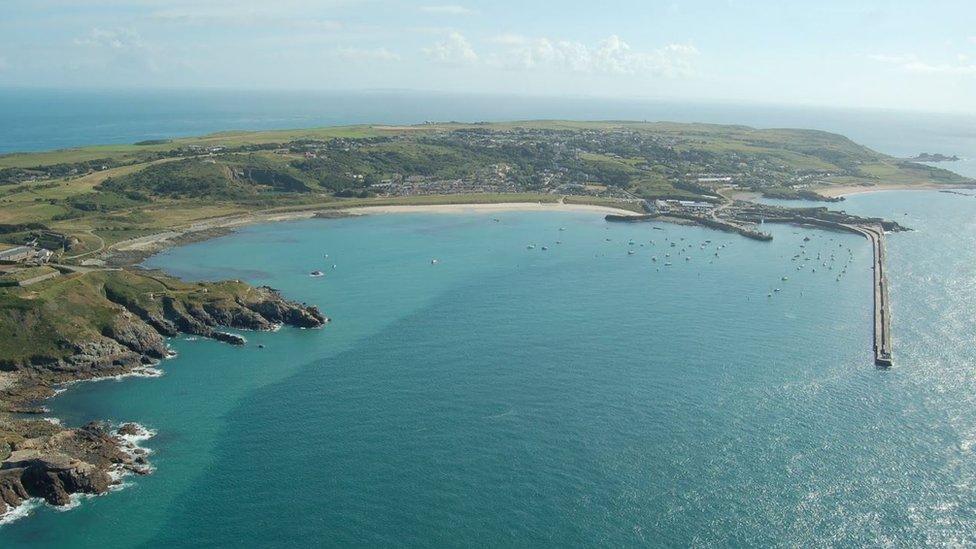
[309, 270, 325, 277]
[664, 262, 673, 266]
[774, 288, 781, 292]
[527, 245, 535, 249]
[781, 276, 789, 281]
[542, 246, 549, 251]
[559, 227, 566, 231]
[332, 264, 337, 270]
[651, 257, 657, 261]
[431, 259, 439, 264]
[628, 250, 636, 255]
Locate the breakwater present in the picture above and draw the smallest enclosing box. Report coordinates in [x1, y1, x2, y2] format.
[848, 224, 893, 367]
[605, 213, 772, 241]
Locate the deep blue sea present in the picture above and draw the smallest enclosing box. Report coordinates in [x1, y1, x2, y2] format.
[1, 89, 975, 177]
[2, 190, 975, 546]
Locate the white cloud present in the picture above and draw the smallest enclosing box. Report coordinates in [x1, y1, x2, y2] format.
[420, 5, 475, 15]
[489, 35, 699, 77]
[489, 33, 528, 46]
[333, 47, 400, 62]
[423, 31, 478, 65]
[74, 28, 144, 50]
[869, 53, 976, 75]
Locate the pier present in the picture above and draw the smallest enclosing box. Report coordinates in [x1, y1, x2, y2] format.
[858, 224, 893, 367]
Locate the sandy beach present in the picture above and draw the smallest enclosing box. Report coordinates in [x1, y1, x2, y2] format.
[342, 202, 638, 216]
[816, 183, 976, 198]
[105, 201, 638, 257]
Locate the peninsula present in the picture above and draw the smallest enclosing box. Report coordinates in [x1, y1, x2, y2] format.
[0, 120, 970, 519]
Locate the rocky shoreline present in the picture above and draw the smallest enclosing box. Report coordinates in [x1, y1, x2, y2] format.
[0, 272, 327, 522]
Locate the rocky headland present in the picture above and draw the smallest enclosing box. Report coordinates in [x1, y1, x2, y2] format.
[0, 268, 327, 519]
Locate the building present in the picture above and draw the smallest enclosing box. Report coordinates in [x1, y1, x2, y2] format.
[32, 248, 54, 264]
[0, 246, 32, 263]
[675, 200, 713, 213]
[0, 246, 55, 264]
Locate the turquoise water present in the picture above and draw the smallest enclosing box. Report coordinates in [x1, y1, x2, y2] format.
[4, 192, 976, 546]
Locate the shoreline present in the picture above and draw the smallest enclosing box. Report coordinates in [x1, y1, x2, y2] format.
[102, 200, 639, 266]
[341, 202, 638, 216]
[815, 183, 976, 198]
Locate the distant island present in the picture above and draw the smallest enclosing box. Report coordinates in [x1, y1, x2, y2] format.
[907, 152, 960, 162]
[0, 120, 972, 520]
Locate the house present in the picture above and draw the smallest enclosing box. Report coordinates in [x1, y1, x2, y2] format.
[0, 246, 33, 263]
[32, 248, 54, 264]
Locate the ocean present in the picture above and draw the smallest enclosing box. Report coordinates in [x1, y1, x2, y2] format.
[1, 89, 975, 178]
[3, 190, 976, 546]
[2, 91, 976, 546]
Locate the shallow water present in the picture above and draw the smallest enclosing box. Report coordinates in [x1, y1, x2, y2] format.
[4, 191, 976, 546]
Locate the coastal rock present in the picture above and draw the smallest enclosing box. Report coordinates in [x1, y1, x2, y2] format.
[0, 468, 30, 514]
[212, 332, 247, 346]
[246, 296, 327, 328]
[117, 423, 141, 437]
[0, 422, 150, 515]
[203, 302, 273, 331]
[185, 303, 217, 326]
[13, 452, 111, 505]
[103, 312, 168, 359]
[47, 339, 144, 378]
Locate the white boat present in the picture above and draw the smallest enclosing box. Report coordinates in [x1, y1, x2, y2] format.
[431, 259, 439, 264]
[309, 270, 325, 277]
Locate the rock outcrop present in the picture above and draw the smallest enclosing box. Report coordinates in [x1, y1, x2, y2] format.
[0, 269, 328, 521]
[0, 422, 150, 515]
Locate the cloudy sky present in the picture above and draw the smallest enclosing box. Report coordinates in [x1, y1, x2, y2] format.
[2, 0, 975, 112]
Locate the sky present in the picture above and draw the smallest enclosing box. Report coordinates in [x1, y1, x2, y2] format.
[2, 0, 976, 113]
